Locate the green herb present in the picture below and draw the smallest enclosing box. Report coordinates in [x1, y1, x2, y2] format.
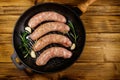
[67, 21, 78, 43]
[19, 31, 30, 58]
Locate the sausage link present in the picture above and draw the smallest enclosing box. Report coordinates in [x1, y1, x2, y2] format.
[33, 34, 72, 51]
[28, 11, 66, 28]
[36, 47, 72, 66]
[30, 22, 70, 40]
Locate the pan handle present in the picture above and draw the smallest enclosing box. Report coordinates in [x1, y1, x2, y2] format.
[11, 52, 26, 70]
[77, 0, 96, 13]
[60, 0, 96, 16]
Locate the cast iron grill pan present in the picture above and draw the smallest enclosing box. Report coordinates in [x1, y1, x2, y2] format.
[12, 3, 85, 73]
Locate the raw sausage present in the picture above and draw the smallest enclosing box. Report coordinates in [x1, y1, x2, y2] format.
[33, 34, 72, 51]
[30, 22, 70, 40]
[36, 47, 72, 66]
[28, 11, 66, 28]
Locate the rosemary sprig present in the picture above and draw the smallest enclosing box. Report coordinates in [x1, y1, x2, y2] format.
[67, 21, 78, 43]
[19, 31, 30, 58]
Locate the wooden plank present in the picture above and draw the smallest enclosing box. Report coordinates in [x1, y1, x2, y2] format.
[104, 42, 120, 62]
[37, 0, 85, 5]
[0, 44, 13, 62]
[0, 22, 14, 33]
[58, 63, 120, 80]
[86, 6, 120, 16]
[0, 0, 34, 15]
[0, 6, 32, 15]
[78, 53, 104, 63]
[0, 15, 19, 21]
[0, 15, 19, 33]
[0, 34, 12, 44]
[93, 0, 120, 6]
[115, 63, 120, 74]
[77, 42, 104, 63]
[0, 63, 27, 76]
[86, 33, 120, 42]
[37, 0, 120, 6]
[0, 0, 34, 6]
[81, 16, 120, 33]
[0, 74, 56, 80]
[0, 62, 120, 80]
[0, 62, 58, 80]
[0, 75, 31, 80]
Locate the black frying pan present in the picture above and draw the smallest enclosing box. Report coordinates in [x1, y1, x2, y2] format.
[11, 2, 94, 73]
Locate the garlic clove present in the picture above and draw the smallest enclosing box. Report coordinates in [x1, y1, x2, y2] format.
[70, 43, 76, 50]
[25, 26, 32, 33]
[30, 50, 36, 58]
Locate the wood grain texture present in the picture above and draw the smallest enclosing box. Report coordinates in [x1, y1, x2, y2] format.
[86, 33, 120, 42]
[58, 63, 120, 80]
[81, 16, 120, 33]
[0, 15, 19, 33]
[37, 0, 120, 6]
[0, 0, 34, 6]
[86, 6, 120, 16]
[0, 63, 120, 80]
[0, 0, 34, 15]
[37, 0, 86, 5]
[0, 63, 58, 80]
[104, 42, 120, 62]
[0, 44, 13, 62]
[0, 0, 120, 80]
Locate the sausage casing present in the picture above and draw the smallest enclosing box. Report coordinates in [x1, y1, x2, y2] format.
[33, 34, 72, 51]
[36, 47, 72, 66]
[30, 22, 70, 40]
[28, 11, 66, 28]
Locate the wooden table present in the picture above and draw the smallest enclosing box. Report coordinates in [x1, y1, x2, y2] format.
[0, 0, 120, 80]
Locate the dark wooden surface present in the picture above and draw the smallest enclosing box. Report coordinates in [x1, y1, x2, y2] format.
[0, 0, 120, 80]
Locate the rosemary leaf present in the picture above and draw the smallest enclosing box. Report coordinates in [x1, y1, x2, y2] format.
[19, 44, 24, 49]
[23, 51, 27, 54]
[67, 21, 78, 43]
[70, 32, 75, 39]
[24, 53, 28, 58]
[19, 31, 31, 58]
